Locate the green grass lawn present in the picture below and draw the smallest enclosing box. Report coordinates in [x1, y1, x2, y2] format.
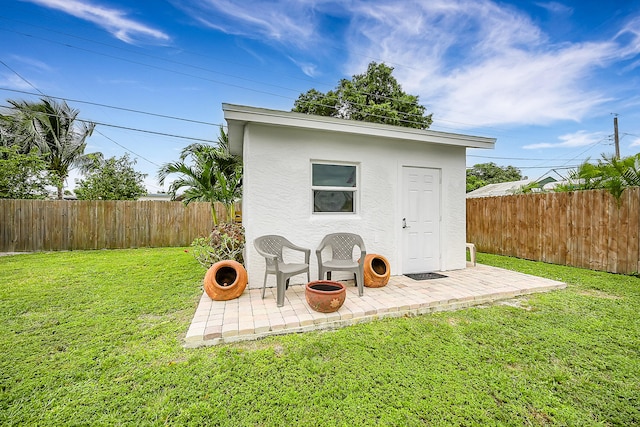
[1, 249, 639, 426]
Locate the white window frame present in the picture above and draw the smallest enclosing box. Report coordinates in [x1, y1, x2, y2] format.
[311, 161, 358, 215]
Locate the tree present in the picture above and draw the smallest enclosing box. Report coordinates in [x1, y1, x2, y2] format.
[0, 111, 30, 151]
[74, 153, 147, 200]
[466, 163, 524, 192]
[157, 127, 242, 225]
[563, 153, 640, 203]
[293, 62, 433, 129]
[0, 145, 52, 199]
[4, 97, 96, 199]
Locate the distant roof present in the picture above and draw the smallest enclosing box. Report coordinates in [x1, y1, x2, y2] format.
[466, 179, 532, 198]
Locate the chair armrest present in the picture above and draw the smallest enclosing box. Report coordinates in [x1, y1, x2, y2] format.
[283, 243, 311, 264]
[254, 247, 278, 261]
[286, 242, 308, 253]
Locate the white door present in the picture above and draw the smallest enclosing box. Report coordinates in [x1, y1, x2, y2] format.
[402, 167, 441, 273]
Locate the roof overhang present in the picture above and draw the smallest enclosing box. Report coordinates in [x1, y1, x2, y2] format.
[222, 103, 496, 157]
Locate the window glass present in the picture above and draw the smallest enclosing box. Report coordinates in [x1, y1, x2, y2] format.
[311, 163, 357, 213]
[313, 191, 354, 213]
[312, 164, 356, 187]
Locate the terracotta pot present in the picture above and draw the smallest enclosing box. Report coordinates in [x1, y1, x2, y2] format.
[363, 254, 390, 288]
[203, 260, 248, 301]
[305, 280, 346, 313]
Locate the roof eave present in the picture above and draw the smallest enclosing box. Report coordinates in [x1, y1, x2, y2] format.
[223, 103, 496, 156]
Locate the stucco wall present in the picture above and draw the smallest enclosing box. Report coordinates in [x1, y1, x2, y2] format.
[242, 122, 467, 289]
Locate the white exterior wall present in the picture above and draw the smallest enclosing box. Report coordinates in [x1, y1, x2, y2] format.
[242, 122, 467, 289]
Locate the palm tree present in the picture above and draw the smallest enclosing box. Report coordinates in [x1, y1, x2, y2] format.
[6, 97, 96, 199]
[569, 153, 640, 204]
[157, 127, 242, 225]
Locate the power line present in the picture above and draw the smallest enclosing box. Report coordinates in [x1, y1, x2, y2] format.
[79, 117, 218, 143]
[0, 16, 438, 110]
[93, 129, 166, 192]
[0, 62, 168, 191]
[94, 129, 160, 167]
[0, 60, 220, 145]
[0, 26, 437, 129]
[0, 87, 220, 127]
[467, 154, 590, 162]
[0, 26, 297, 100]
[5, 16, 635, 145]
[467, 164, 580, 170]
[0, 15, 337, 90]
[0, 100, 219, 143]
[0, 59, 45, 95]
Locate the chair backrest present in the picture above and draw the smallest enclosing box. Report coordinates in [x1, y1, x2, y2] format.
[254, 235, 288, 267]
[321, 233, 365, 260]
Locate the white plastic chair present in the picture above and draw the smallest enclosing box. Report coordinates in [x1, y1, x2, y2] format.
[254, 235, 310, 307]
[316, 232, 366, 297]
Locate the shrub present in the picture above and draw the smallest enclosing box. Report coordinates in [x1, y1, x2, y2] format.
[190, 223, 245, 268]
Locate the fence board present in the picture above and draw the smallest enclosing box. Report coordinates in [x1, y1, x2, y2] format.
[466, 188, 640, 275]
[606, 193, 619, 272]
[628, 188, 640, 273]
[579, 190, 592, 270]
[557, 193, 568, 265]
[0, 199, 218, 252]
[541, 194, 552, 263]
[617, 190, 630, 273]
[590, 191, 604, 270]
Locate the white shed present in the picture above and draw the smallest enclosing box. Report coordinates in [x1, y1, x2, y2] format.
[223, 103, 495, 289]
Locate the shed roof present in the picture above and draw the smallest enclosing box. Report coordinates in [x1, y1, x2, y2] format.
[222, 103, 496, 156]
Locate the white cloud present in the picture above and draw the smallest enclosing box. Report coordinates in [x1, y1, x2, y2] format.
[9, 55, 53, 72]
[340, 0, 632, 128]
[630, 137, 640, 148]
[25, 0, 170, 44]
[169, 0, 640, 128]
[523, 130, 607, 150]
[534, 2, 573, 15]
[288, 57, 319, 77]
[171, 0, 320, 48]
[0, 73, 35, 90]
[615, 16, 640, 61]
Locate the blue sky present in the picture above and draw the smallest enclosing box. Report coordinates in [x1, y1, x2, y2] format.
[2, 0, 640, 192]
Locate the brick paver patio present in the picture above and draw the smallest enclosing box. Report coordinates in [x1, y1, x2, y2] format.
[184, 263, 566, 347]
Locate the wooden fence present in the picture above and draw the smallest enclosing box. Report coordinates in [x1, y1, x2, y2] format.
[466, 188, 640, 275]
[0, 199, 230, 252]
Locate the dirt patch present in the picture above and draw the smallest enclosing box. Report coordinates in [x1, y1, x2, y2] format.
[235, 341, 285, 356]
[447, 317, 470, 326]
[496, 299, 535, 311]
[477, 297, 535, 311]
[576, 289, 622, 300]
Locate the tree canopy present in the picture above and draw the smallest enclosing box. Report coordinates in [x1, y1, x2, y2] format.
[559, 153, 640, 203]
[293, 62, 433, 129]
[157, 127, 242, 225]
[0, 145, 52, 199]
[74, 153, 147, 200]
[466, 162, 524, 192]
[1, 97, 96, 199]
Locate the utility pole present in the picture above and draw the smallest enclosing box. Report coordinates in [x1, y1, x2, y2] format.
[613, 114, 620, 159]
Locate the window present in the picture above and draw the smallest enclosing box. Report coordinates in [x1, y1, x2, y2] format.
[312, 163, 357, 213]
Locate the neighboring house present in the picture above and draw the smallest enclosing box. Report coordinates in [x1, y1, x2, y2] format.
[466, 177, 558, 198]
[139, 193, 172, 201]
[466, 179, 533, 198]
[223, 104, 496, 289]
